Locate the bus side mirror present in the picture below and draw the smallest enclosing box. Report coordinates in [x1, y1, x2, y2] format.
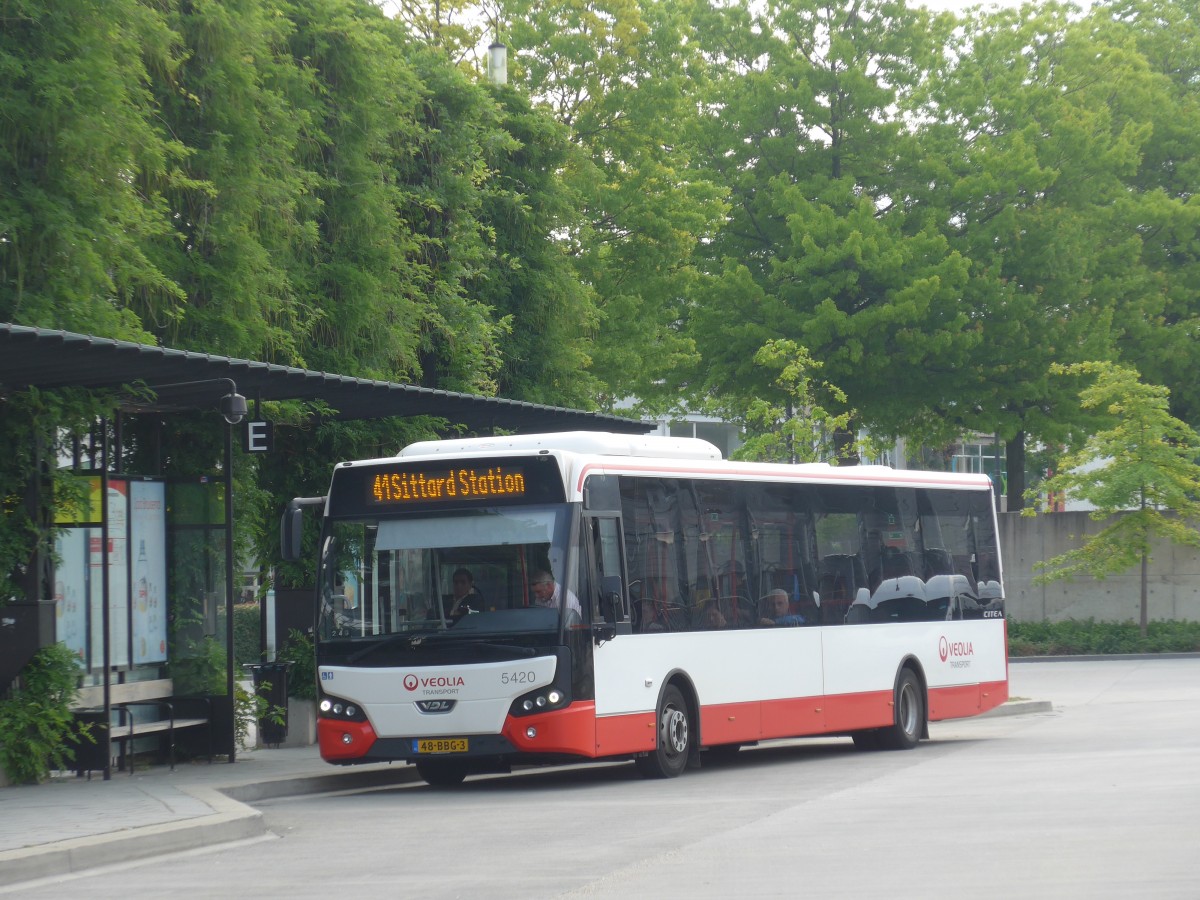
[281, 496, 325, 562]
[599, 575, 624, 623]
[281, 507, 304, 561]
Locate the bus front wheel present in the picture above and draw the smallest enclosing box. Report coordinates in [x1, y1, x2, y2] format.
[877, 668, 924, 751]
[416, 759, 469, 786]
[636, 685, 692, 779]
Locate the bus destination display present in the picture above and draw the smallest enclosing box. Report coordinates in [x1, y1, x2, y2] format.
[368, 466, 527, 505]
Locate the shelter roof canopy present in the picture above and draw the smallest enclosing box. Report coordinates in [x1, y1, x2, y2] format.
[0, 323, 645, 435]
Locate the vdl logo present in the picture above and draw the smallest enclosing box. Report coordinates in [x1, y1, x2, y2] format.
[403, 673, 419, 691]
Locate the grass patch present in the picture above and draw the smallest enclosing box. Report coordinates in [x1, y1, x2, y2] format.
[1008, 618, 1200, 656]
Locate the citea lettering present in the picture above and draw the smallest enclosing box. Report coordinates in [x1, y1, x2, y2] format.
[369, 466, 526, 505]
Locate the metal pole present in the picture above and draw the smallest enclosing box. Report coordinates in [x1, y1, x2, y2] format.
[100, 419, 112, 781]
[224, 420, 236, 762]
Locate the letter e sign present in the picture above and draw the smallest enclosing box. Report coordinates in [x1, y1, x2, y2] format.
[245, 421, 274, 453]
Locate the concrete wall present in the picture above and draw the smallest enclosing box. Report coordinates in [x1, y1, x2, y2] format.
[999, 511, 1200, 623]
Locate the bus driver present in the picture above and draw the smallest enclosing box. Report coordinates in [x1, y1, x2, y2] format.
[531, 569, 581, 614]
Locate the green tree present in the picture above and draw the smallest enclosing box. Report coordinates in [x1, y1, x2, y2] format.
[1097, 0, 1200, 429]
[475, 85, 600, 408]
[496, 0, 727, 411]
[146, 0, 316, 363]
[0, 0, 186, 339]
[688, 0, 975, 451]
[921, 2, 1154, 508]
[1024, 362, 1200, 635]
[731, 339, 877, 465]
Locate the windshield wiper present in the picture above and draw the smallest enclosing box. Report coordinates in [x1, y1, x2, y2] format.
[345, 628, 440, 663]
[345, 633, 538, 664]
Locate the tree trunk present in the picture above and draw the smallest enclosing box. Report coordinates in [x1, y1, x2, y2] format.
[832, 427, 859, 466]
[1006, 430, 1026, 512]
[1140, 547, 1149, 637]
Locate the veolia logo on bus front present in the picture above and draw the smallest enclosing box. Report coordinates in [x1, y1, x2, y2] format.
[404, 673, 466, 693]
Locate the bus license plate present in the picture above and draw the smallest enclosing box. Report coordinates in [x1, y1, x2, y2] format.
[414, 738, 468, 754]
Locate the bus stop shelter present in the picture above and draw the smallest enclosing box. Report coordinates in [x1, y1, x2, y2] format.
[0, 322, 645, 777]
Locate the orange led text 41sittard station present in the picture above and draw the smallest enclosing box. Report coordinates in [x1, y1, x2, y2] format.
[370, 467, 527, 504]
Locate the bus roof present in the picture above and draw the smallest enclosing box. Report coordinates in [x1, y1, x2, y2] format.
[397, 431, 723, 461]
[388, 432, 995, 493]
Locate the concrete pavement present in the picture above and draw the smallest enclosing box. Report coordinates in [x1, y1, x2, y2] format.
[0, 743, 420, 889]
[0, 698, 1051, 891]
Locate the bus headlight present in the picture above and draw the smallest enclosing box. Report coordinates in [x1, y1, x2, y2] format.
[509, 685, 570, 717]
[318, 692, 367, 722]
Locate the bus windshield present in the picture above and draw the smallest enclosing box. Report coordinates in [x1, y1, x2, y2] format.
[317, 504, 575, 641]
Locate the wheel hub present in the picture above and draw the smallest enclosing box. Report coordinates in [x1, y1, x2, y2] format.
[663, 707, 689, 755]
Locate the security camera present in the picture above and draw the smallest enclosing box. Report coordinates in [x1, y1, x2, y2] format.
[220, 392, 248, 425]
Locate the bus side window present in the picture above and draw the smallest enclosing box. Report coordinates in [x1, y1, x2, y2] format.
[591, 517, 627, 623]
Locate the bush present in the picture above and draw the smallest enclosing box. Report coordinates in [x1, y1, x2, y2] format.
[233, 603, 262, 669]
[1008, 618, 1200, 656]
[0, 643, 93, 783]
[170, 633, 227, 696]
[276, 630, 317, 700]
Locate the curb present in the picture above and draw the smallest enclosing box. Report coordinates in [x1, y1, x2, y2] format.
[0, 766, 420, 889]
[0, 787, 263, 889]
[1010, 653, 1200, 663]
[220, 763, 421, 803]
[978, 699, 1053, 718]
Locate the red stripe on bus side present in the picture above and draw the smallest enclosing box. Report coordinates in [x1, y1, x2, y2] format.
[699, 700, 761, 745]
[595, 709, 657, 756]
[812, 690, 893, 733]
[926, 683, 981, 721]
[922, 679, 1009, 721]
[978, 678, 1009, 714]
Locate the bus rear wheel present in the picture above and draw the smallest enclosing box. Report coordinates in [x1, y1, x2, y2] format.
[877, 668, 924, 751]
[636, 685, 692, 779]
[416, 759, 469, 786]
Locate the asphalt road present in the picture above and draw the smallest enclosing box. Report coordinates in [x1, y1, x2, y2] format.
[13, 657, 1200, 899]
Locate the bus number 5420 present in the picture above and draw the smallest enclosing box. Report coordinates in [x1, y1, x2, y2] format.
[501, 671, 536, 685]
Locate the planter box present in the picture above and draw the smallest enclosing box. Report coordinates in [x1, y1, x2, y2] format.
[281, 697, 316, 748]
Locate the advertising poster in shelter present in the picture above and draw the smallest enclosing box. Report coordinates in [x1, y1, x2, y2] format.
[54, 527, 89, 663]
[90, 480, 130, 667]
[130, 481, 168, 664]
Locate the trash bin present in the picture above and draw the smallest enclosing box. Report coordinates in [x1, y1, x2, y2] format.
[246, 662, 290, 747]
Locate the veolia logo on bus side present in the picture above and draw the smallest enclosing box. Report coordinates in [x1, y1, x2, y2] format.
[939, 635, 975, 662]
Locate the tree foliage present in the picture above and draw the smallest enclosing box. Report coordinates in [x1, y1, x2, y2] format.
[5, 0, 1200, 596]
[1024, 362, 1200, 634]
[731, 339, 878, 465]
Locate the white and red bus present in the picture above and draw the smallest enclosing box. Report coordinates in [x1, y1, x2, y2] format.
[281, 431, 1007, 785]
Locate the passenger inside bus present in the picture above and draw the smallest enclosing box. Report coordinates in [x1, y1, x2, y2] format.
[758, 589, 806, 627]
[699, 600, 727, 630]
[637, 596, 668, 632]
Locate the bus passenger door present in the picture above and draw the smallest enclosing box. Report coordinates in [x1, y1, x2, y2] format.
[586, 516, 632, 638]
[587, 512, 658, 753]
